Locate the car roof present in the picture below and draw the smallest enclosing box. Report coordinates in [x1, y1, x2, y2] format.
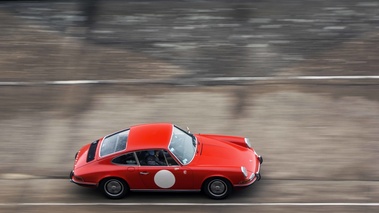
[126, 123, 173, 151]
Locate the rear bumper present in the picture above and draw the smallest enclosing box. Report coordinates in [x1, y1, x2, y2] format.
[69, 171, 97, 187]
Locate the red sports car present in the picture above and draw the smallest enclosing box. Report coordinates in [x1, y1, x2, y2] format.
[70, 123, 263, 199]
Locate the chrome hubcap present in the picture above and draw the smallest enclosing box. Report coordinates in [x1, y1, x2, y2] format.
[105, 180, 123, 196]
[209, 180, 226, 196]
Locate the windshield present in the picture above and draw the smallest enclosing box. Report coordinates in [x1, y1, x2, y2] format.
[100, 129, 130, 157]
[168, 126, 197, 165]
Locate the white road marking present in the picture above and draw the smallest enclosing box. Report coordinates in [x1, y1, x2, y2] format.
[0, 76, 378, 86]
[203, 76, 379, 81]
[0, 202, 379, 206]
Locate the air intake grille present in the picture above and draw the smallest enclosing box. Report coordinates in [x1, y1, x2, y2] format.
[87, 140, 99, 162]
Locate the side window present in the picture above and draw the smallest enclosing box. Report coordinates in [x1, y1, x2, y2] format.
[112, 153, 137, 165]
[163, 150, 179, 166]
[136, 150, 167, 166]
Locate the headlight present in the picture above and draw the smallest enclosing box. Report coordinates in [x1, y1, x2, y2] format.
[244, 138, 252, 148]
[241, 166, 248, 178]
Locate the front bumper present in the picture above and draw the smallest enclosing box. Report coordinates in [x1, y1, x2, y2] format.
[235, 155, 263, 187]
[258, 155, 263, 164]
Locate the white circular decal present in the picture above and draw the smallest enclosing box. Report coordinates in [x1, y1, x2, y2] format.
[154, 170, 175, 188]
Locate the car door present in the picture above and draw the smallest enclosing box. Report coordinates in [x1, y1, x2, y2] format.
[111, 152, 144, 189]
[136, 150, 193, 190]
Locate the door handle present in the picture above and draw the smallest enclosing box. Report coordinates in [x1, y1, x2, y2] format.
[139, 172, 149, 175]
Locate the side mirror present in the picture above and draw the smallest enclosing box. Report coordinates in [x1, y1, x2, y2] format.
[186, 127, 191, 134]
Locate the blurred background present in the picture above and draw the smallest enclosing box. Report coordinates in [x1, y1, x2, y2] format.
[0, 0, 379, 212]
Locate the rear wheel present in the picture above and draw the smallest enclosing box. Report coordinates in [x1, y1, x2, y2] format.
[99, 178, 129, 199]
[203, 178, 232, 199]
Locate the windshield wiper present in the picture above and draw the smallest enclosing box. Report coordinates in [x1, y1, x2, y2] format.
[192, 135, 197, 147]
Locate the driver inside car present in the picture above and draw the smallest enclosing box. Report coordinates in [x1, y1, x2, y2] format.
[146, 150, 166, 166]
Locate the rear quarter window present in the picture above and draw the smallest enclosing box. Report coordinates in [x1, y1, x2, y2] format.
[112, 153, 137, 165]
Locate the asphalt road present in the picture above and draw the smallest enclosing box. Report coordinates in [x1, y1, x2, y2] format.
[0, 1, 379, 213]
[1, 83, 378, 213]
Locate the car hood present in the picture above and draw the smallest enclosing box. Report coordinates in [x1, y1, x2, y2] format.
[193, 134, 257, 172]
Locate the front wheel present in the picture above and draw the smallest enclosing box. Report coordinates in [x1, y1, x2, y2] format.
[99, 178, 129, 199]
[203, 178, 232, 199]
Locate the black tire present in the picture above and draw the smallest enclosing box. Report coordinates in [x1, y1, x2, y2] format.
[203, 178, 232, 199]
[99, 178, 129, 199]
